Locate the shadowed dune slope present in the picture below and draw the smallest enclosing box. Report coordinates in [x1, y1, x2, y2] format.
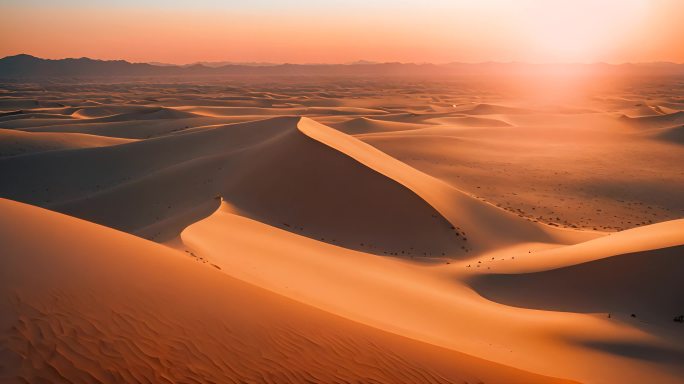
[468, 223, 684, 319]
[0, 117, 467, 256]
[423, 115, 513, 127]
[72, 105, 200, 121]
[653, 125, 684, 144]
[458, 103, 534, 115]
[621, 111, 684, 128]
[0, 111, 74, 122]
[330, 117, 429, 135]
[0, 199, 575, 383]
[0, 128, 134, 157]
[17, 117, 231, 139]
[0, 116, 590, 254]
[298, 118, 595, 252]
[488, 219, 684, 273]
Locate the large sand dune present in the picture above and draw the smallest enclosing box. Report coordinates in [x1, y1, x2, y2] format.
[181, 200, 684, 384]
[0, 112, 588, 255]
[1, 199, 574, 383]
[468, 219, 684, 318]
[0, 128, 133, 157]
[0, 116, 467, 254]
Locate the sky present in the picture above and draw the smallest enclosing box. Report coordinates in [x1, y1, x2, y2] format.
[2, 0, 684, 64]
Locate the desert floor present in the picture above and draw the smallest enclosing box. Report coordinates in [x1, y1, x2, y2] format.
[1, 76, 683, 383]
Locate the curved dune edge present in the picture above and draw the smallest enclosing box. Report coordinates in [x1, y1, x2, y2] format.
[0, 128, 135, 157]
[477, 218, 684, 274]
[0, 116, 474, 255]
[71, 105, 201, 121]
[466, 219, 684, 315]
[5, 115, 575, 256]
[330, 116, 431, 135]
[469, 244, 684, 318]
[297, 117, 598, 252]
[465, 220, 684, 378]
[620, 110, 684, 128]
[0, 198, 576, 384]
[182, 200, 684, 384]
[652, 124, 684, 144]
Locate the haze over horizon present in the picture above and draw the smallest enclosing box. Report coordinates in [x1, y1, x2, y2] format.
[2, 0, 684, 65]
[6, 52, 684, 67]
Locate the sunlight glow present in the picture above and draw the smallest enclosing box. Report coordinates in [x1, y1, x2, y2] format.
[0, 0, 680, 64]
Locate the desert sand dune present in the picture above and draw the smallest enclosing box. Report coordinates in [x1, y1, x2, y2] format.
[0, 117, 89, 129]
[469, 243, 684, 318]
[1, 199, 575, 384]
[158, 97, 275, 108]
[16, 116, 237, 138]
[0, 111, 74, 122]
[621, 110, 684, 128]
[466, 220, 684, 372]
[330, 116, 430, 135]
[83, 106, 201, 121]
[70, 105, 157, 118]
[299, 117, 595, 251]
[0, 117, 469, 255]
[457, 103, 536, 115]
[362, 111, 684, 232]
[625, 103, 667, 117]
[182, 200, 684, 384]
[0, 110, 23, 118]
[370, 111, 456, 124]
[474, 219, 684, 274]
[423, 115, 513, 127]
[0, 98, 63, 110]
[0, 128, 134, 157]
[0, 108, 594, 257]
[652, 124, 684, 144]
[181, 105, 389, 117]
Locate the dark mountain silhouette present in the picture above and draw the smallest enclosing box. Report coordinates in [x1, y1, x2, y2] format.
[0, 54, 172, 77]
[1, 54, 683, 78]
[0, 54, 442, 78]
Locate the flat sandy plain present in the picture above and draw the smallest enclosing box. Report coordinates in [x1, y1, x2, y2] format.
[1, 75, 683, 383]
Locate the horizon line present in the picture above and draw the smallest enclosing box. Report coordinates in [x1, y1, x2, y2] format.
[4, 53, 684, 67]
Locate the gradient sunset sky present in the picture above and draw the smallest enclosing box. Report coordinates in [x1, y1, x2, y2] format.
[2, 0, 683, 64]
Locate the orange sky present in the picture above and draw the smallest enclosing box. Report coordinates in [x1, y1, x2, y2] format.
[1, 0, 683, 64]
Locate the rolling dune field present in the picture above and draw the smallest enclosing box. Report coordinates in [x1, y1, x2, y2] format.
[1, 77, 683, 384]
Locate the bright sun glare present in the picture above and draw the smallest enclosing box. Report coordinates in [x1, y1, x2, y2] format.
[516, 0, 649, 62]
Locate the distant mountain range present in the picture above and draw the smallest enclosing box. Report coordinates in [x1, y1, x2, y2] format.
[2, 54, 684, 78]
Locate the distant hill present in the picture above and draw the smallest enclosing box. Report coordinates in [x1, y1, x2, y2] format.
[0, 54, 441, 78]
[0, 54, 174, 77]
[184, 61, 280, 68]
[1, 54, 683, 78]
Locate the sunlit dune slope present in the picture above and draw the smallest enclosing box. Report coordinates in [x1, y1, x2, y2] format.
[0, 198, 575, 384]
[183, 200, 684, 384]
